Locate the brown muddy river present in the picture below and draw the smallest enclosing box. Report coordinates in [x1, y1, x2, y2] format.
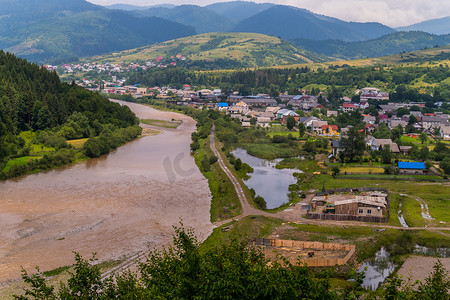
[0, 100, 212, 283]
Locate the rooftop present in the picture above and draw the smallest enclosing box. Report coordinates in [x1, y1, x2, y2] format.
[398, 162, 426, 170]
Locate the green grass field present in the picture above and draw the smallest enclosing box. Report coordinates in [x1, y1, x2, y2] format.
[86, 32, 324, 67]
[2, 156, 36, 172]
[140, 118, 182, 128]
[241, 143, 302, 160]
[341, 166, 385, 173]
[66, 138, 88, 149]
[299, 174, 449, 225]
[194, 138, 241, 222]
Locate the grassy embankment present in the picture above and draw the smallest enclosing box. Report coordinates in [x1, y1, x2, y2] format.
[140, 118, 182, 128]
[193, 137, 242, 222]
[1, 132, 89, 177]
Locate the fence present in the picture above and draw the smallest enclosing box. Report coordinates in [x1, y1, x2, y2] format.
[306, 212, 388, 223]
[255, 238, 355, 267]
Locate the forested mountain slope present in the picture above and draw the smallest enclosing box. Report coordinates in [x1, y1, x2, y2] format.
[291, 31, 450, 60]
[0, 51, 140, 179]
[0, 0, 195, 62]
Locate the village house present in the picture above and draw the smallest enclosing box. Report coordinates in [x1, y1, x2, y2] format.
[363, 115, 376, 124]
[398, 162, 426, 174]
[399, 146, 412, 154]
[242, 97, 278, 107]
[266, 106, 281, 114]
[360, 91, 389, 102]
[330, 140, 343, 157]
[218, 102, 229, 111]
[421, 115, 449, 130]
[299, 116, 321, 128]
[440, 124, 450, 140]
[281, 110, 300, 124]
[256, 111, 276, 120]
[321, 125, 339, 136]
[342, 103, 355, 112]
[365, 124, 377, 134]
[361, 87, 381, 93]
[327, 110, 338, 117]
[312, 120, 328, 133]
[389, 119, 407, 130]
[256, 117, 271, 128]
[371, 139, 400, 153]
[334, 198, 386, 217]
[365, 135, 376, 147]
[359, 100, 370, 110]
[232, 101, 249, 113]
[333, 192, 388, 218]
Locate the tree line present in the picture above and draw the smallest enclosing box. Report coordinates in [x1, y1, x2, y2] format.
[15, 226, 450, 299]
[0, 51, 139, 178]
[125, 64, 450, 108]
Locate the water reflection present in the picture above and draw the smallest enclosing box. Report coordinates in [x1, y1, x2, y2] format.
[414, 245, 450, 257]
[359, 247, 396, 290]
[231, 148, 302, 209]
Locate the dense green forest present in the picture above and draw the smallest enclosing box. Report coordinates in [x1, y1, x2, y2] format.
[0, 51, 140, 179]
[125, 64, 450, 107]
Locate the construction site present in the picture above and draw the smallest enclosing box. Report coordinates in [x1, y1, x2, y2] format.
[255, 238, 355, 267]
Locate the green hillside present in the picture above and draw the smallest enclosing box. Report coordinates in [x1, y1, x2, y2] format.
[0, 0, 195, 63]
[86, 32, 326, 68]
[291, 31, 450, 61]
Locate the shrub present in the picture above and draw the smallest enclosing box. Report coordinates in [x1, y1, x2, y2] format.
[254, 196, 267, 209]
[209, 156, 218, 165]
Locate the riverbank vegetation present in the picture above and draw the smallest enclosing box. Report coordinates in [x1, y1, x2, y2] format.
[14, 225, 450, 299]
[140, 118, 182, 128]
[0, 51, 139, 179]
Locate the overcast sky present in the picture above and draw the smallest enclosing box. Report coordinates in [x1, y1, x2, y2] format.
[87, 0, 450, 27]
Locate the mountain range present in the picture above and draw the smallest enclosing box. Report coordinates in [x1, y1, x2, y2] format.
[0, 0, 195, 62]
[396, 16, 450, 35]
[0, 0, 449, 64]
[129, 3, 395, 41]
[291, 31, 450, 60]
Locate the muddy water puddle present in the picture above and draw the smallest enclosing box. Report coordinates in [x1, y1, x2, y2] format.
[0, 100, 212, 283]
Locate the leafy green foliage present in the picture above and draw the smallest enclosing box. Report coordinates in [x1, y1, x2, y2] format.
[286, 116, 296, 130]
[0, 51, 139, 179]
[15, 226, 450, 299]
[254, 195, 267, 209]
[339, 127, 366, 162]
[16, 226, 336, 299]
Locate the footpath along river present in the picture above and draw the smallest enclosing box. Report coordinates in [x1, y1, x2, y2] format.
[0, 100, 213, 283]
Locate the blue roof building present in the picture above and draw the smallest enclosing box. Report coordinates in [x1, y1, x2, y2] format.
[398, 162, 425, 169]
[218, 102, 229, 107]
[398, 162, 426, 174]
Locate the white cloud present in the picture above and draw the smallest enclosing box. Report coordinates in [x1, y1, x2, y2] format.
[87, 0, 450, 27]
